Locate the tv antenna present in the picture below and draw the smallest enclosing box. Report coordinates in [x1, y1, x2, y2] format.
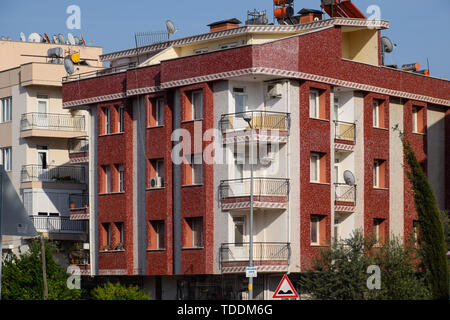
[166, 20, 178, 40]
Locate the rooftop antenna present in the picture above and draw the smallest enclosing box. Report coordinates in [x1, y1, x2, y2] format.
[166, 20, 177, 40]
[58, 33, 66, 44]
[381, 36, 395, 66]
[20, 32, 26, 42]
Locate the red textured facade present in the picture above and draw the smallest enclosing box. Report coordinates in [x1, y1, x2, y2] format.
[62, 23, 450, 279]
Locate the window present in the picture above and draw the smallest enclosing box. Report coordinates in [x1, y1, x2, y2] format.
[115, 222, 125, 247]
[219, 42, 238, 49]
[118, 106, 125, 133]
[233, 217, 245, 245]
[334, 219, 340, 241]
[194, 48, 209, 54]
[102, 165, 111, 193]
[310, 152, 326, 183]
[373, 159, 386, 188]
[192, 91, 203, 120]
[184, 154, 203, 185]
[185, 217, 203, 248]
[412, 106, 424, 133]
[116, 164, 124, 192]
[310, 90, 319, 118]
[148, 159, 164, 188]
[149, 98, 164, 127]
[310, 215, 326, 245]
[1, 97, 12, 123]
[373, 100, 385, 128]
[374, 219, 386, 245]
[149, 220, 165, 250]
[233, 88, 247, 115]
[413, 221, 421, 246]
[1, 147, 12, 172]
[184, 90, 203, 121]
[102, 108, 111, 135]
[37, 146, 48, 169]
[102, 223, 111, 249]
[234, 153, 244, 180]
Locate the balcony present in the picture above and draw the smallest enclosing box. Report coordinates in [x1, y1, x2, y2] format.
[69, 138, 89, 164]
[69, 193, 90, 221]
[334, 183, 356, 213]
[30, 216, 87, 234]
[334, 121, 356, 152]
[20, 113, 86, 139]
[220, 242, 290, 274]
[21, 165, 86, 189]
[220, 111, 290, 144]
[219, 178, 289, 211]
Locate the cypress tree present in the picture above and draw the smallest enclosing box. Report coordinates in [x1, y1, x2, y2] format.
[402, 139, 449, 300]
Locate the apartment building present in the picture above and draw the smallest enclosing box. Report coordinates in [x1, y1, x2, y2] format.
[0, 38, 102, 268]
[62, 8, 450, 299]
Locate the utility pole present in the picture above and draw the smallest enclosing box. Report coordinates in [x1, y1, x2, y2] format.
[40, 235, 48, 300]
[243, 115, 254, 301]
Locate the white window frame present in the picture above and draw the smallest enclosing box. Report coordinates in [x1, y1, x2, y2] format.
[118, 106, 125, 133]
[310, 216, 320, 245]
[233, 87, 247, 115]
[310, 153, 320, 183]
[118, 165, 124, 192]
[219, 42, 238, 50]
[309, 90, 320, 119]
[233, 216, 246, 245]
[412, 107, 419, 133]
[104, 166, 111, 193]
[191, 154, 203, 185]
[191, 91, 203, 121]
[1, 147, 12, 172]
[104, 108, 111, 135]
[1, 97, 12, 123]
[194, 48, 209, 54]
[373, 160, 380, 188]
[373, 101, 380, 128]
[155, 98, 164, 126]
[191, 218, 204, 248]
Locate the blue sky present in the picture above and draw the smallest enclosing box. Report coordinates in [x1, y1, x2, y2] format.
[1, 0, 449, 79]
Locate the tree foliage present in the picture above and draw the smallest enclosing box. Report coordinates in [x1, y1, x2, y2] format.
[1, 238, 82, 300]
[402, 140, 449, 300]
[298, 231, 431, 300]
[90, 282, 150, 300]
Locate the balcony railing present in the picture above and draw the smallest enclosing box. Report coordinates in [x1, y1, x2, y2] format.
[220, 242, 290, 264]
[219, 178, 289, 200]
[334, 120, 356, 142]
[220, 111, 290, 134]
[21, 113, 85, 132]
[70, 193, 89, 209]
[30, 216, 87, 233]
[334, 183, 356, 203]
[62, 62, 137, 82]
[21, 165, 86, 184]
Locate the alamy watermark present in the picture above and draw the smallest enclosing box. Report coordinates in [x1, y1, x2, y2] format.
[66, 5, 81, 30]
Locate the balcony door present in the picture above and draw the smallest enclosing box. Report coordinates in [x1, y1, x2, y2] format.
[233, 216, 247, 260]
[37, 146, 49, 180]
[37, 95, 49, 128]
[233, 88, 248, 130]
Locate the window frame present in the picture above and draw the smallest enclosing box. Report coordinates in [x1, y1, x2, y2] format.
[149, 220, 165, 250]
[191, 90, 203, 121]
[1, 97, 12, 123]
[117, 164, 125, 193]
[1, 147, 12, 172]
[103, 107, 111, 135]
[310, 153, 320, 183]
[102, 165, 111, 194]
[148, 158, 165, 189]
[309, 89, 320, 119]
[190, 217, 204, 248]
[373, 101, 380, 128]
[310, 216, 320, 245]
[118, 106, 125, 133]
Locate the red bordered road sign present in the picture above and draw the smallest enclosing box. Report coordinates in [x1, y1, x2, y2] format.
[273, 274, 299, 299]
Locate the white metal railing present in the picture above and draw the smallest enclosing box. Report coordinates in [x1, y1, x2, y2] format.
[30, 216, 87, 233]
[220, 243, 290, 263]
[219, 178, 289, 200]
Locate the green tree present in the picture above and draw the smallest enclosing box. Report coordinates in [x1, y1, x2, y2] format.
[402, 140, 449, 300]
[91, 282, 150, 300]
[1, 238, 82, 300]
[298, 231, 431, 300]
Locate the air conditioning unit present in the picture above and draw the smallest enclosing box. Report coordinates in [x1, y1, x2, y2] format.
[267, 83, 283, 98]
[83, 243, 90, 250]
[150, 177, 163, 188]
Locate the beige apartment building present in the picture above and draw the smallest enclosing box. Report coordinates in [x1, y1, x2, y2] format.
[0, 38, 102, 266]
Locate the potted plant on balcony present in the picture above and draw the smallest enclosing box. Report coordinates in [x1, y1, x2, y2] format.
[101, 245, 110, 252]
[114, 243, 124, 251]
[70, 201, 76, 209]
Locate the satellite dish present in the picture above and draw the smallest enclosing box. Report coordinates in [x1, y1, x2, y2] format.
[28, 32, 42, 43]
[52, 35, 58, 44]
[73, 36, 81, 45]
[166, 20, 176, 35]
[68, 33, 75, 45]
[381, 36, 394, 53]
[64, 56, 75, 75]
[343, 170, 356, 186]
[20, 32, 26, 41]
[0, 36, 5, 41]
[58, 33, 66, 44]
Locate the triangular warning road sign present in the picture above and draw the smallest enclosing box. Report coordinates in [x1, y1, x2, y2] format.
[273, 275, 299, 299]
